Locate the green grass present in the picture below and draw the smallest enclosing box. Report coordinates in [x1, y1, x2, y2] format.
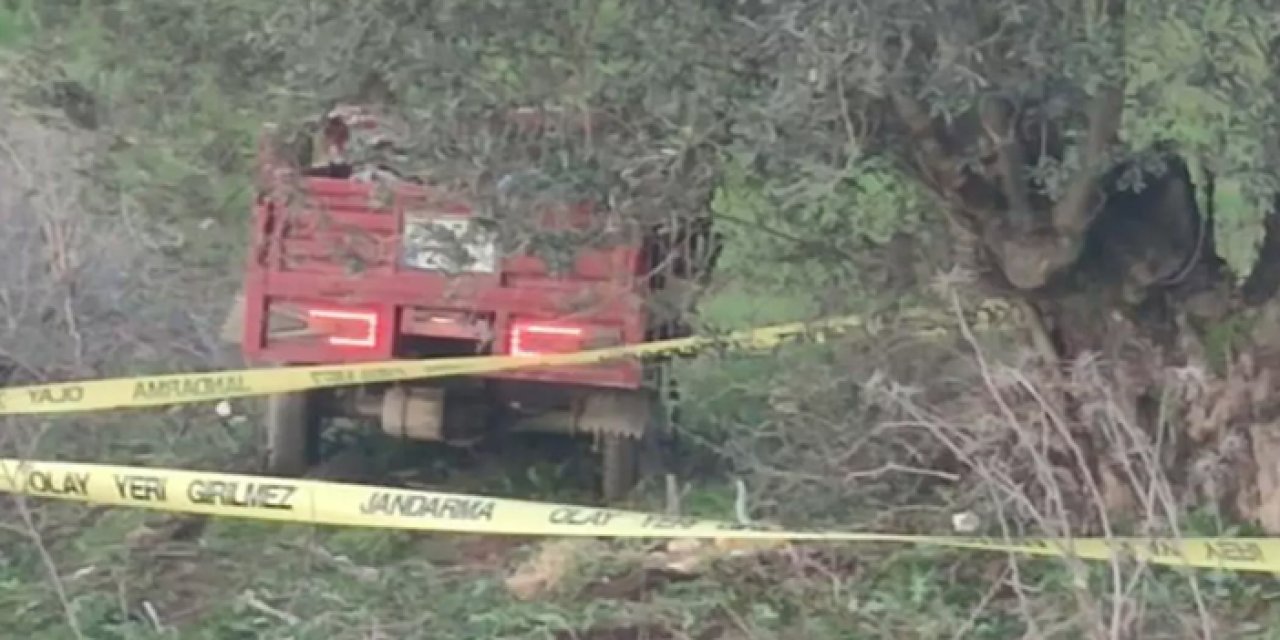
[7, 498, 1278, 639]
[0, 3, 32, 47]
[1214, 178, 1264, 281]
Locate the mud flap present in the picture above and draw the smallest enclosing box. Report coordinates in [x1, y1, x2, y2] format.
[576, 389, 651, 439]
[580, 388, 679, 502]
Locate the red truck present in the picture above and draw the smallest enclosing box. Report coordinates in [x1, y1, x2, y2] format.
[228, 106, 720, 501]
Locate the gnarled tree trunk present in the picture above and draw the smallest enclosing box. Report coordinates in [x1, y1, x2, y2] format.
[878, 0, 1280, 532]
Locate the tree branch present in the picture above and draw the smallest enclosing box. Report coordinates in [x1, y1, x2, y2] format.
[889, 90, 963, 195]
[1243, 204, 1280, 305]
[1050, 0, 1127, 236]
[979, 96, 1034, 230]
[1241, 30, 1280, 305]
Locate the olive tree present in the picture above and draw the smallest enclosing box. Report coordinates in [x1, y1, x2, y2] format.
[721, 0, 1280, 529]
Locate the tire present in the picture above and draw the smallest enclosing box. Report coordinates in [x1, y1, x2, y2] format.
[265, 391, 320, 476]
[599, 386, 671, 503]
[601, 434, 641, 503]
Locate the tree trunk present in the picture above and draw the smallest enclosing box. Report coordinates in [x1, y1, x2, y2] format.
[948, 161, 1280, 533]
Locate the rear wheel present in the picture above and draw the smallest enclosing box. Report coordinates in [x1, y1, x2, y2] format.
[601, 434, 641, 503]
[265, 391, 320, 476]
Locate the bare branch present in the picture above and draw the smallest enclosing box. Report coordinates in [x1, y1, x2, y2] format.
[889, 90, 963, 195]
[979, 96, 1034, 230]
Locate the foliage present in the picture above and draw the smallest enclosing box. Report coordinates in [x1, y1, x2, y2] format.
[0, 1, 34, 47]
[15, 1, 1277, 302]
[7, 1, 1280, 638]
[1123, 2, 1279, 276]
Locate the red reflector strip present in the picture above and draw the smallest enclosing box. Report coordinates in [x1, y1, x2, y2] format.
[510, 322, 585, 357]
[307, 308, 379, 348]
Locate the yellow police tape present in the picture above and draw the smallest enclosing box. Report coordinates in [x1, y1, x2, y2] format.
[0, 300, 1023, 417]
[0, 315, 875, 416]
[0, 458, 1275, 575]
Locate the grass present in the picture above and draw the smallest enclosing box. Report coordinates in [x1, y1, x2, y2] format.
[0, 500, 1057, 638]
[8, 494, 1279, 639]
[0, 2, 33, 47]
